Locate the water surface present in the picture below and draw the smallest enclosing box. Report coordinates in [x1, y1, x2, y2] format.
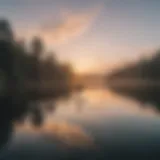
[1, 88, 160, 159]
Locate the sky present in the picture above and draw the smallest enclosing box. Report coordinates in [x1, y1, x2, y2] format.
[1, 0, 160, 74]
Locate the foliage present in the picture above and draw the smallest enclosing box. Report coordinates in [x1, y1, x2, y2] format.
[0, 20, 74, 96]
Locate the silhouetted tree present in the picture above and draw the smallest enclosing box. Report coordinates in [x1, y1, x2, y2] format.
[31, 36, 44, 57]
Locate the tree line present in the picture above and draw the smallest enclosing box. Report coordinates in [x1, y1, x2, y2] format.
[0, 20, 74, 97]
[107, 49, 160, 82]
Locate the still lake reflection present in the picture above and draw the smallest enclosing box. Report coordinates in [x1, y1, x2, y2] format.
[1, 88, 160, 159]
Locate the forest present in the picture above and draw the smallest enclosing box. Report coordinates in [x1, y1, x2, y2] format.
[0, 20, 74, 98]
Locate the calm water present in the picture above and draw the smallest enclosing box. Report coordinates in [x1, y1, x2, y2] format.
[1, 88, 160, 159]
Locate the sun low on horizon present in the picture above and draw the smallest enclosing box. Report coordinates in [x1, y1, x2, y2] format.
[2, 0, 160, 74]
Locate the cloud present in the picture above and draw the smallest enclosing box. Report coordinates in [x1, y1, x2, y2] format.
[15, 6, 102, 47]
[39, 7, 101, 45]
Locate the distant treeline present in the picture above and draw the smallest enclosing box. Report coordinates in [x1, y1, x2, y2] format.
[0, 20, 74, 96]
[107, 49, 160, 82]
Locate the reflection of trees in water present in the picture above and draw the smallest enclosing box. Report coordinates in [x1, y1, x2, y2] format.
[0, 96, 59, 153]
[30, 105, 43, 127]
[29, 100, 57, 127]
[110, 86, 160, 111]
[0, 97, 14, 152]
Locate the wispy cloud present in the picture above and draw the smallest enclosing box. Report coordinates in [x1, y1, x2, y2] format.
[15, 6, 102, 47]
[39, 7, 102, 45]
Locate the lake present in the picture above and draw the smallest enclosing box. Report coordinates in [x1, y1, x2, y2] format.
[1, 88, 160, 160]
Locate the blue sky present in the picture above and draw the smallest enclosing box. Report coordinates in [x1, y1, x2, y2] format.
[1, 0, 160, 73]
